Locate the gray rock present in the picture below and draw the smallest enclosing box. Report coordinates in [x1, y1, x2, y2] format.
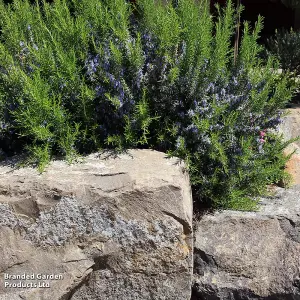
[279, 106, 300, 146]
[193, 185, 300, 300]
[0, 150, 193, 300]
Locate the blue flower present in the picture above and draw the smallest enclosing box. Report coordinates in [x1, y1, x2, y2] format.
[176, 136, 184, 150]
[103, 61, 110, 72]
[0, 122, 7, 130]
[232, 77, 238, 86]
[95, 86, 105, 97]
[186, 124, 198, 134]
[136, 69, 143, 89]
[202, 135, 211, 145]
[27, 65, 34, 74]
[107, 73, 114, 83]
[200, 100, 208, 107]
[266, 116, 282, 128]
[119, 89, 125, 101]
[206, 83, 215, 93]
[85, 54, 100, 77]
[187, 109, 195, 117]
[246, 82, 252, 91]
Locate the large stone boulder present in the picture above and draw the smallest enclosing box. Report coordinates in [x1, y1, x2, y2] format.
[193, 185, 300, 300]
[0, 150, 193, 300]
[283, 143, 300, 185]
[278, 106, 300, 185]
[279, 105, 300, 147]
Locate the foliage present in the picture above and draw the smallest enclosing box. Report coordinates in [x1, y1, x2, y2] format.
[265, 28, 300, 75]
[281, 0, 300, 9]
[0, 0, 295, 210]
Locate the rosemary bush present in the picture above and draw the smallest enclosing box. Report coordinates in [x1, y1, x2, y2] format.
[265, 28, 300, 75]
[0, 0, 294, 210]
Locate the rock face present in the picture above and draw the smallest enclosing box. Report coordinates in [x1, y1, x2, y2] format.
[279, 106, 300, 185]
[283, 143, 300, 185]
[192, 185, 300, 300]
[0, 150, 193, 300]
[279, 105, 300, 147]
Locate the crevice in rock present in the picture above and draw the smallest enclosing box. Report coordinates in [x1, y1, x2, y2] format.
[191, 284, 291, 300]
[1, 259, 29, 273]
[191, 282, 300, 300]
[278, 217, 300, 243]
[293, 277, 300, 293]
[193, 248, 217, 276]
[60, 271, 92, 300]
[161, 210, 192, 236]
[94, 172, 127, 177]
[191, 282, 220, 300]
[286, 217, 296, 227]
[62, 259, 92, 264]
[92, 255, 110, 271]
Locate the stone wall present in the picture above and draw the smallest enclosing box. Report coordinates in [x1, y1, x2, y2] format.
[0, 150, 193, 300]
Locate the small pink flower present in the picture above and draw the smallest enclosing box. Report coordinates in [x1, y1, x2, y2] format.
[259, 131, 266, 137]
[259, 138, 266, 143]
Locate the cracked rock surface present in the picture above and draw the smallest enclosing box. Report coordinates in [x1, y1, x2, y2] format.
[192, 185, 300, 300]
[0, 150, 193, 300]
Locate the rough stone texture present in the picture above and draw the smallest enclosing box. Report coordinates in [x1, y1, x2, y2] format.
[279, 105, 300, 147]
[278, 106, 300, 185]
[283, 143, 300, 185]
[192, 185, 300, 300]
[0, 150, 193, 300]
